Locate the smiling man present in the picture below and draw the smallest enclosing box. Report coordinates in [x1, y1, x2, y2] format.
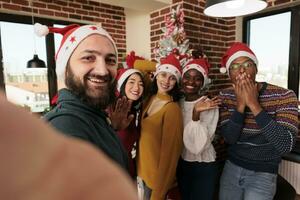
[41, 24, 128, 170]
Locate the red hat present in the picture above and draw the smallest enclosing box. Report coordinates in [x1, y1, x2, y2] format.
[183, 58, 211, 87]
[116, 68, 142, 93]
[34, 23, 118, 81]
[220, 42, 258, 74]
[116, 51, 143, 92]
[154, 53, 182, 82]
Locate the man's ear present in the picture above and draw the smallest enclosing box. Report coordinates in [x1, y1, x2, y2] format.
[65, 63, 70, 77]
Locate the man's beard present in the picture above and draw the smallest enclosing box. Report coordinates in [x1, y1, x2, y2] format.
[65, 66, 116, 110]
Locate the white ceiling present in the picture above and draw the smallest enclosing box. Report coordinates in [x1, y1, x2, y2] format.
[95, 0, 172, 12]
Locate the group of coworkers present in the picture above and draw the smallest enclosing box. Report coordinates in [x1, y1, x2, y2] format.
[22, 23, 297, 200]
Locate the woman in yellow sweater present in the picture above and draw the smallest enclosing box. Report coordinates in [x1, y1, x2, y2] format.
[136, 53, 183, 200]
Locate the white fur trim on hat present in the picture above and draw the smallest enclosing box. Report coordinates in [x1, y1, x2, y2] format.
[34, 23, 49, 37]
[182, 64, 209, 88]
[154, 64, 181, 83]
[56, 25, 118, 81]
[226, 51, 258, 71]
[117, 69, 141, 92]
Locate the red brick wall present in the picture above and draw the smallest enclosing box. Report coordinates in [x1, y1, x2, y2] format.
[150, 0, 235, 95]
[0, 0, 126, 60]
[150, 0, 298, 95]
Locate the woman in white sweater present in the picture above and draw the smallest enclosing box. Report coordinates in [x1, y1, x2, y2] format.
[177, 57, 221, 200]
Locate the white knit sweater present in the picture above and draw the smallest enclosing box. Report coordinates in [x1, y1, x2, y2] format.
[180, 96, 219, 162]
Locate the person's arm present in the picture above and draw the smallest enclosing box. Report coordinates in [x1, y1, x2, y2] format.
[150, 103, 183, 200]
[219, 90, 245, 144]
[254, 91, 298, 155]
[0, 93, 138, 200]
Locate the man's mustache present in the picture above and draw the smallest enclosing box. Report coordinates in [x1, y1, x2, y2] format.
[86, 74, 112, 82]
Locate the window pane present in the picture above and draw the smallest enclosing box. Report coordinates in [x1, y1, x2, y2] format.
[0, 22, 49, 112]
[248, 12, 291, 88]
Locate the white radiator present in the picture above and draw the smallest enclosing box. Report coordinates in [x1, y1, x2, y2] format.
[278, 159, 300, 194]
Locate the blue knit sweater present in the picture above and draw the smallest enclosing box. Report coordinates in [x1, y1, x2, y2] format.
[219, 82, 298, 173]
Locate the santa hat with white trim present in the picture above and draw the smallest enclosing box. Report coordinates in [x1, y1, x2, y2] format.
[220, 42, 258, 74]
[34, 23, 118, 81]
[154, 53, 182, 83]
[183, 58, 211, 87]
[116, 51, 143, 93]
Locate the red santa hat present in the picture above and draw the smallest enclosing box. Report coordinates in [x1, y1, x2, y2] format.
[183, 58, 211, 87]
[220, 42, 258, 74]
[34, 23, 118, 81]
[154, 53, 182, 83]
[116, 51, 143, 93]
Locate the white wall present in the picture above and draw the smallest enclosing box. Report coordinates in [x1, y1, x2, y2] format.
[125, 8, 151, 59]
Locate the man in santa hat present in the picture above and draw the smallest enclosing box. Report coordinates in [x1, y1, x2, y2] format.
[218, 42, 298, 200]
[37, 23, 129, 170]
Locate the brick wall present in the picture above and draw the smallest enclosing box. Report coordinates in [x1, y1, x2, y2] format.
[0, 0, 126, 60]
[150, 0, 235, 95]
[150, 0, 298, 95]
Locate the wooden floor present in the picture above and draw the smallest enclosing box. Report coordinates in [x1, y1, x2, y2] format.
[295, 194, 300, 200]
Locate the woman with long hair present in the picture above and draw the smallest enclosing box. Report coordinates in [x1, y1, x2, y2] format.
[136, 53, 183, 200]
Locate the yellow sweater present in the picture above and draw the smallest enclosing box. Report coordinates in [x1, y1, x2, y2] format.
[137, 93, 183, 200]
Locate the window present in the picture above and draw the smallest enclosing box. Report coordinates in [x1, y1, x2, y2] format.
[244, 5, 300, 97]
[244, 5, 300, 144]
[1, 21, 48, 112]
[246, 12, 291, 88]
[0, 13, 78, 113]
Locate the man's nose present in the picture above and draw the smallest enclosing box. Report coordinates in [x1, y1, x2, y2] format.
[93, 59, 109, 75]
[238, 65, 245, 73]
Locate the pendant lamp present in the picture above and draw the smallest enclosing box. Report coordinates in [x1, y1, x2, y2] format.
[27, 54, 46, 68]
[204, 0, 267, 18]
[27, 0, 46, 68]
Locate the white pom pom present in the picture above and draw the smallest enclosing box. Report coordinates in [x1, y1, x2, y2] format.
[206, 78, 211, 84]
[122, 61, 128, 69]
[34, 23, 49, 37]
[220, 67, 227, 74]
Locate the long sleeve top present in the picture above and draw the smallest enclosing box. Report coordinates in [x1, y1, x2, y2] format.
[180, 96, 219, 162]
[219, 82, 298, 173]
[137, 93, 183, 200]
[44, 89, 128, 170]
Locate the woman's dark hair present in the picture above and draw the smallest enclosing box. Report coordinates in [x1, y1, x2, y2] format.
[149, 77, 183, 102]
[119, 72, 144, 112]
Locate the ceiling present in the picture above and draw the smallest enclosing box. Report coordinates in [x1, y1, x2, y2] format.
[95, 0, 172, 12]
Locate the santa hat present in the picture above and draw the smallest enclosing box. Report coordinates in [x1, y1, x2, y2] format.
[154, 53, 182, 82]
[116, 51, 143, 93]
[183, 58, 211, 87]
[116, 68, 142, 93]
[220, 42, 258, 74]
[34, 23, 118, 81]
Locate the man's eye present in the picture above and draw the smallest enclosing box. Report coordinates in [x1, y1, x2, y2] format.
[105, 57, 116, 65]
[82, 56, 95, 61]
[231, 64, 240, 70]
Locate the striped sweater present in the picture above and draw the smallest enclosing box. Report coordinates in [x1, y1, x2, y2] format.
[219, 82, 298, 173]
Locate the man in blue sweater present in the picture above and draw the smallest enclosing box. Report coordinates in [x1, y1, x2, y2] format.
[38, 23, 128, 170]
[218, 42, 298, 200]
